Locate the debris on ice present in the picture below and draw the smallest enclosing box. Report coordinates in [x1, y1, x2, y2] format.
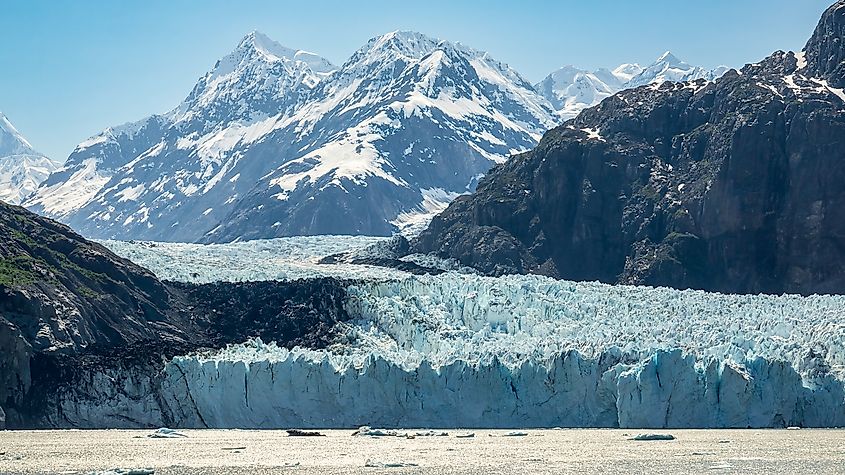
[286, 429, 325, 436]
[630, 433, 675, 441]
[364, 460, 419, 468]
[86, 470, 155, 475]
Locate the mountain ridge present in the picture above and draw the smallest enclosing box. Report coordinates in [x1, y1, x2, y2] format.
[535, 51, 728, 120]
[413, 0, 845, 295]
[26, 30, 723, 242]
[25, 30, 557, 241]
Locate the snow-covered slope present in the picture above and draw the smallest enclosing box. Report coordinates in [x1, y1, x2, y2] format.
[27, 30, 556, 241]
[73, 237, 845, 429]
[0, 113, 59, 204]
[536, 52, 727, 120]
[626, 51, 729, 88]
[25, 32, 335, 234]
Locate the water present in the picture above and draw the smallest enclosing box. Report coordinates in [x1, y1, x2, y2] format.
[0, 429, 843, 474]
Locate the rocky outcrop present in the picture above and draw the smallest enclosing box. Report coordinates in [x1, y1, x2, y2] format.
[0, 201, 355, 427]
[806, 1, 845, 86]
[414, 1, 845, 295]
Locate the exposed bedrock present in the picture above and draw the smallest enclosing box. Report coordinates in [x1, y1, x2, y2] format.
[412, 1, 845, 295]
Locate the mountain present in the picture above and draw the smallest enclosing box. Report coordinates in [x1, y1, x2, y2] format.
[0, 113, 59, 204]
[414, 0, 845, 296]
[26, 30, 557, 242]
[24, 32, 337, 239]
[536, 52, 727, 120]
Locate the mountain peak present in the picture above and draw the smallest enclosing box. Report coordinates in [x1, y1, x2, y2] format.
[612, 63, 644, 82]
[238, 30, 297, 60]
[235, 31, 335, 73]
[360, 30, 444, 61]
[804, 0, 845, 85]
[0, 112, 57, 205]
[0, 112, 37, 156]
[655, 51, 686, 67]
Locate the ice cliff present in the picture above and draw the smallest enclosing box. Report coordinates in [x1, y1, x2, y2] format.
[52, 246, 845, 428]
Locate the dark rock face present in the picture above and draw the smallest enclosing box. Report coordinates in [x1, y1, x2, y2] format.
[0, 202, 355, 427]
[174, 279, 352, 350]
[414, 2, 845, 295]
[806, 1, 845, 87]
[0, 201, 189, 425]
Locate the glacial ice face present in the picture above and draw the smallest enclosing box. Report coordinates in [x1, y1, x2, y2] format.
[149, 341, 843, 429]
[87, 272, 843, 429]
[71, 238, 845, 429]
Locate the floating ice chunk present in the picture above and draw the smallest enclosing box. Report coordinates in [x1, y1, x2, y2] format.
[87, 470, 155, 475]
[630, 433, 675, 441]
[710, 462, 733, 470]
[352, 426, 405, 437]
[364, 460, 419, 468]
[286, 429, 325, 436]
[147, 428, 187, 438]
[413, 430, 448, 437]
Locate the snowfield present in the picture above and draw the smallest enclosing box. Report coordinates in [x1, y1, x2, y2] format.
[87, 237, 845, 429]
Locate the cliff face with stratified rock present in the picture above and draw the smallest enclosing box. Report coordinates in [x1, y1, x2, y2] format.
[414, 1, 845, 295]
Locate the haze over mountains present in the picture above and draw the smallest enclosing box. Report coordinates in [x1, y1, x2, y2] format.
[21, 30, 722, 242]
[0, 113, 58, 205]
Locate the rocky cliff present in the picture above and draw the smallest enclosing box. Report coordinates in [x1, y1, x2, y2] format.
[0, 201, 353, 427]
[414, 1, 845, 295]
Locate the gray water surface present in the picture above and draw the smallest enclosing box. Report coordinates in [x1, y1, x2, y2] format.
[0, 429, 843, 474]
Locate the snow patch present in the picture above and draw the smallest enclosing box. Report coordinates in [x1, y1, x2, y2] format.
[391, 187, 465, 237]
[581, 128, 605, 142]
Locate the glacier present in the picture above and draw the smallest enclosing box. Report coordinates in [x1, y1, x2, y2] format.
[59, 238, 845, 429]
[152, 275, 844, 429]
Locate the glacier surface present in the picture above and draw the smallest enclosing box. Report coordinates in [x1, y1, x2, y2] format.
[72, 238, 845, 429]
[100, 236, 401, 282]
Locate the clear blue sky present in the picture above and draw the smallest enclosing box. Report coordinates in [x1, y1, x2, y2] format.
[0, 0, 834, 162]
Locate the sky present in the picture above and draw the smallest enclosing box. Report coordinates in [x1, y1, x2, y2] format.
[0, 0, 834, 162]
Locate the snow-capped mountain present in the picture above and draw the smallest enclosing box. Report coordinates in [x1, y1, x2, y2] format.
[626, 51, 729, 88]
[0, 113, 59, 204]
[26, 30, 557, 241]
[536, 52, 727, 119]
[25, 31, 338, 236]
